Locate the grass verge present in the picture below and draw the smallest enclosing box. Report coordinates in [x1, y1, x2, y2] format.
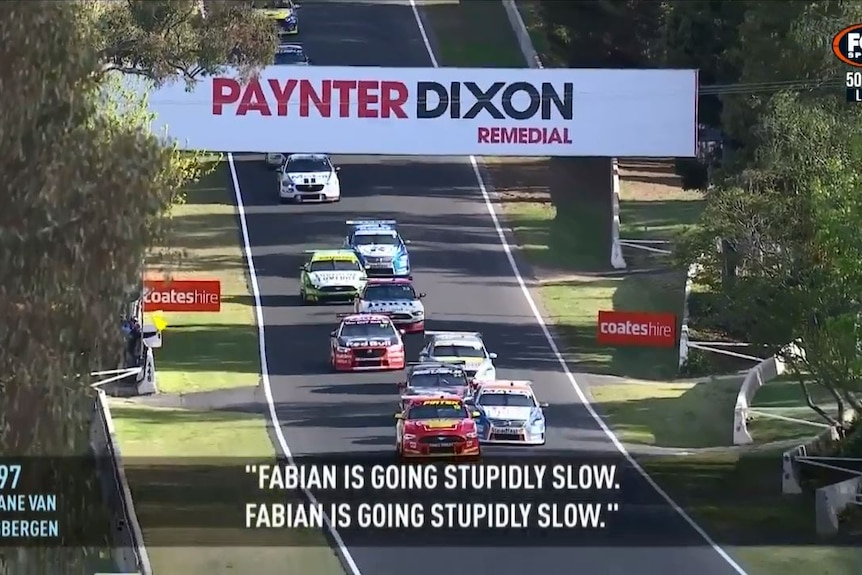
[146, 166, 259, 395]
[110, 165, 345, 575]
[111, 403, 344, 575]
[422, 2, 859, 573]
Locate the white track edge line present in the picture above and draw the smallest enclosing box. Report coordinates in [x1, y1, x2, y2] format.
[227, 153, 364, 575]
[407, 1, 748, 572]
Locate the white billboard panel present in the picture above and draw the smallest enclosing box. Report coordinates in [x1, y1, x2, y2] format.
[131, 66, 698, 157]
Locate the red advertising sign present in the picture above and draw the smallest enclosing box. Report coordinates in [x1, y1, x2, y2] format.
[596, 311, 676, 348]
[143, 279, 221, 312]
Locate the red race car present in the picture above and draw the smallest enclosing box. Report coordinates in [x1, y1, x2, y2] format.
[395, 395, 481, 460]
[330, 313, 406, 372]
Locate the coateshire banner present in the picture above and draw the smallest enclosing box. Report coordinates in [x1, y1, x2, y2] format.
[130, 66, 698, 157]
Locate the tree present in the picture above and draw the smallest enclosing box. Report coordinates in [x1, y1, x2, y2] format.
[88, 0, 278, 84]
[678, 91, 862, 429]
[0, 1, 276, 571]
[539, 0, 664, 68]
[661, 0, 747, 128]
[720, 1, 861, 165]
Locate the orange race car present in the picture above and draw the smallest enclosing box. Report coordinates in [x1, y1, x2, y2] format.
[394, 395, 481, 460]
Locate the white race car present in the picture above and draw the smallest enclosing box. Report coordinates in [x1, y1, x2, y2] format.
[276, 153, 341, 203]
[472, 380, 548, 445]
[418, 331, 497, 384]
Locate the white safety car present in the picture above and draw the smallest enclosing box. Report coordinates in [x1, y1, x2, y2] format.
[472, 380, 548, 445]
[354, 278, 425, 333]
[418, 331, 497, 384]
[276, 153, 341, 203]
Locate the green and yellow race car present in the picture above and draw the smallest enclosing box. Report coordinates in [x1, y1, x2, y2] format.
[252, 0, 299, 36]
[299, 250, 367, 304]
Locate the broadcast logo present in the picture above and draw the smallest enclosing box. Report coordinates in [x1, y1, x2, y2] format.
[833, 24, 862, 102]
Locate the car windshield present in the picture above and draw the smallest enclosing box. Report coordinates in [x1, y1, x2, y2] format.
[407, 403, 467, 420]
[309, 259, 359, 272]
[431, 344, 485, 359]
[340, 322, 395, 339]
[410, 373, 468, 388]
[274, 50, 307, 65]
[288, 158, 330, 172]
[477, 393, 535, 408]
[364, 284, 415, 300]
[353, 233, 398, 246]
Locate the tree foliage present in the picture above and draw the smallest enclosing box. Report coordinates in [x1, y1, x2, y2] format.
[0, 0, 274, 570]
[90, 0, 278, 84]
[537, 0, 862, 429]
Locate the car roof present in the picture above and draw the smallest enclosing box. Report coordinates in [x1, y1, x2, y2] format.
[310, 249, 357, 261]
[287, 153, 329, 161]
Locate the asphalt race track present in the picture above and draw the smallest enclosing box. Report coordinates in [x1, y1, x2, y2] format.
[232, 2, 745, 574]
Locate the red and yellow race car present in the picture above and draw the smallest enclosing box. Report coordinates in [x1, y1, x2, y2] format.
[329, 313, 405, 371]
[395, 395, 481, 459]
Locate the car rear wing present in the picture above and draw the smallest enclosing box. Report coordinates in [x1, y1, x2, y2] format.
[478, 380, 533, 387]
[345, 220, 397, 227]
[424, 331, 482, 338]
[336, 312, 392, 319]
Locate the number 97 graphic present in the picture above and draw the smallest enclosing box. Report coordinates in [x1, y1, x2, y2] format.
[0, 465, 21, 490]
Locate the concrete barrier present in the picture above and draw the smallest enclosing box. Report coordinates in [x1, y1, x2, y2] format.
[733, 353, 789, 445]
[815, 476, 862, 536]
[90, 390, 152, 574]
[501, 0, 541, 69]
[677, 263, 697, 368]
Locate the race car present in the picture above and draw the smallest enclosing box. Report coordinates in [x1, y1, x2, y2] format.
[354, 278, 425, 333]
[472, 380, 548, 445]
[398, 362, 471, 408]
[343, 220, 411, 277]
[329, 313, 405, 372]
[299, 249, 367, 304]
[252, 0, 299, 36]
[276, 153, 341, 203]
[395, 395, 481, 459]
[418, 331, 497, 385]
[273, 43, 310, 65]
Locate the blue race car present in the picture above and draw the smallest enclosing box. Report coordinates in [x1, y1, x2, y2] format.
[344, 220, 411, 278]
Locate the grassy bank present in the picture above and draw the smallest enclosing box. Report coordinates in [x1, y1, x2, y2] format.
[420, 2, 859, 573]
[145, 165, 259, 394]
[110, 166, 345, 575]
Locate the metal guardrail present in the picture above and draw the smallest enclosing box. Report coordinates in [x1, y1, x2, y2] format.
[90, 388, 152, 575]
